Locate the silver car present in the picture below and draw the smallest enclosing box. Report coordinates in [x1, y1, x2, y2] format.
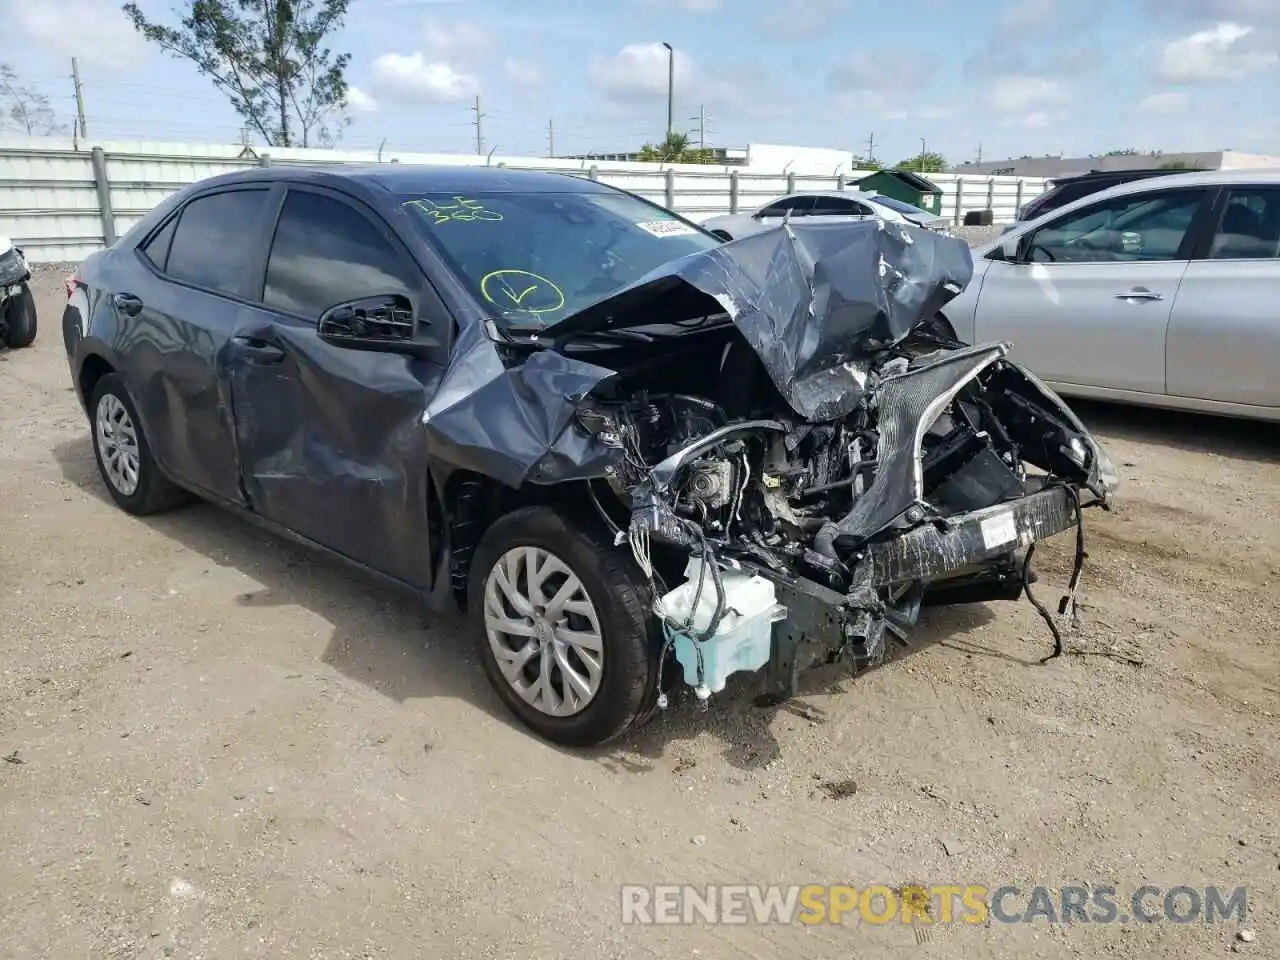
[943, 168, 1280, 421]
[702, 190, 950, 240]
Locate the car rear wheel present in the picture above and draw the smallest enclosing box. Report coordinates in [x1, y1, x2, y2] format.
[468, 505, 659, 747]
[89, 373, 187, 515]
[3, 283, 37, 348]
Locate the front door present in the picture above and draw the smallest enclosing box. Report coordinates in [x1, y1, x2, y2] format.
[973, 186, 1213, 395]
[229, 185, 449, 587]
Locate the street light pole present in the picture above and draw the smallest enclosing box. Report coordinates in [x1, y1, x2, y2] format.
[662, 42, 674, 141]
[919, 137, 927, 172]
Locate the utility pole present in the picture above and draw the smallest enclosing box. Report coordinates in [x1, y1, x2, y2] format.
[690, 104, 709, 150]
[71, 58, 88, 139]
[865, 131, 876, 165]
[919, 137, 927, 172]
[975, 142, 983, 164]
[547, 118, 554, 158]
[471, 95, 485, 155]
[662, 42, 674, 140]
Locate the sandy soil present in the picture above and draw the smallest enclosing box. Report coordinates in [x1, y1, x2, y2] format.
[1, 266, 1277, 959]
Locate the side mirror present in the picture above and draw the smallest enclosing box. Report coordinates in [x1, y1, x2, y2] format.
[999, 233, 1022, 262]
[318, 294, 429, 357]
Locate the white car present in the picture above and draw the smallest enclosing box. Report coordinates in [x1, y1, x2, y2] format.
[702, 190, 950, 240]
[941, 168, 1280, 421]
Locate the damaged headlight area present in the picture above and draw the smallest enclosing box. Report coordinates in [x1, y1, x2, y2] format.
[577, 345, 1115, 707]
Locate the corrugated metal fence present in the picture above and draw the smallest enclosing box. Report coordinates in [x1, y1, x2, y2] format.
[0, 137, 1051, 263]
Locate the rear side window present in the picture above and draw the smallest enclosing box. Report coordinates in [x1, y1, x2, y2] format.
[1208, 187, 1280, 260]
[165, 189, 269, 295]
[140, 216, 177, 270]
[263, 190, 417, 320]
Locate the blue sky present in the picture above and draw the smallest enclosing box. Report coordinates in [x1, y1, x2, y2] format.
[2, 0, 1278, 164]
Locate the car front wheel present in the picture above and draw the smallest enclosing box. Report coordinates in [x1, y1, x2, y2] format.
[89, 373, 187, 515]
[468, 505, 660, 747]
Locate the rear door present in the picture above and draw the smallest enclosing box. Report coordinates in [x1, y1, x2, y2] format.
[1165, 184, 1280, 409]
[972, 186, 1213, 394]
[119, 186, 274, 504]
[229, 184, 451, 585]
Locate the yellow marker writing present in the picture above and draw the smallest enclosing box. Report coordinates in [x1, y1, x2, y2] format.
[479, 269, 566, 314]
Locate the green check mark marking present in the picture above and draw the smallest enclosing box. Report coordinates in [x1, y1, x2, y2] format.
[504, 283, 539, 304]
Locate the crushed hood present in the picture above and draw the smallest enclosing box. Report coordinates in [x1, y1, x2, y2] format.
[542, 219, 975, 421]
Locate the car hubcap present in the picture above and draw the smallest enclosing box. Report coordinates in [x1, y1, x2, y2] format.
[483, 546, 604, 717]
[95, 393, 140, 496]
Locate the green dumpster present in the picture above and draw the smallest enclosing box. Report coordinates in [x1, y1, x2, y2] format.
[854, 170, 943, 215]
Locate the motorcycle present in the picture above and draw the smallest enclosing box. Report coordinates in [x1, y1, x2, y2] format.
[0, 236, 37, 349]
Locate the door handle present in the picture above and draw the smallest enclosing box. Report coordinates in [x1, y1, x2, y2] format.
[1113, 287, 1163, 302]
[112, 292, 144, 316]
[232, 335, 285, 364]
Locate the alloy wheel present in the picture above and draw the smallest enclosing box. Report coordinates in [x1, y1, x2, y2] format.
[483, 546, 605, 717]
[95, 393, 141, 497]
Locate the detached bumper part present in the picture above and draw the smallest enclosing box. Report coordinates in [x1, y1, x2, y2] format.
[759, 485, 1082, 701]
[867, 484, 1076, 586]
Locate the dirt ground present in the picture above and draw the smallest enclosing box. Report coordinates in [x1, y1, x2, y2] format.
[1, 266, 1277, 960]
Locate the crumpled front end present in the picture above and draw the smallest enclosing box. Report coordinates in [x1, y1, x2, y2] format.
[532, 221, 1117, 706]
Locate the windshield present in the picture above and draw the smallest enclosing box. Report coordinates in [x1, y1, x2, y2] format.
[401, 189, 721, 328]
[868, 195, 930, 217]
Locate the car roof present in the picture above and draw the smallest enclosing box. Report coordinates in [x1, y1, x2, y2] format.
[182, 163, 616, 196]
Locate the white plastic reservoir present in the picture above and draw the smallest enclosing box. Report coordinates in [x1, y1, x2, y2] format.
[655, 557, 788, 694]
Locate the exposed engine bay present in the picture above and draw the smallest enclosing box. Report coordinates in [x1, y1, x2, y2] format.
[571, 334, 1116, 705]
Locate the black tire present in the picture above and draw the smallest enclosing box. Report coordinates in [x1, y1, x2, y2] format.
[468, 505, 660, 748]
[4, 283, 37, 348]
[88, 373, 188, 515]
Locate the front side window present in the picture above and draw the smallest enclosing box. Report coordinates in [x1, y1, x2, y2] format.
[166, 189, 269, 295]
[264, 190, 417, 319]
[1208, 187, 1280, 260]
[402, 188, 720, 328]
[1026, 189, 1207, 263]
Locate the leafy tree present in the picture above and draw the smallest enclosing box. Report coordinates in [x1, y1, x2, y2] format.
[852, 155, 883, 170]
[637, 131, 716, 164]
[0, 63, 64, 135]
[1105, 147, 1139, 156]
[894, 151, 947, 174]
[122, 0, 352, 148]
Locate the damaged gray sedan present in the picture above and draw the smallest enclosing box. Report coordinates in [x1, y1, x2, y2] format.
[61, 166, 1118, 747]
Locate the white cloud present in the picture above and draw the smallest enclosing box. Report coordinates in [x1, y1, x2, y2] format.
[422, 22, 496, 62]
[15, 0, 146, 67]
[371, 52, 478, 102]
[588, 43, 696, 102]
[344, 86, 378, 113]
[761, 0, 852, 42]
[1137, 91, 1188, 113]
[503, 59, 542, 86]
[987, 75, 1068, 114]
[998, 0, 1055, 33]
[1156, 21, 1277, 81]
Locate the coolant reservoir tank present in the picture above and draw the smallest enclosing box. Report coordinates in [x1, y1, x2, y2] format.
[656, 557, 787, 694]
